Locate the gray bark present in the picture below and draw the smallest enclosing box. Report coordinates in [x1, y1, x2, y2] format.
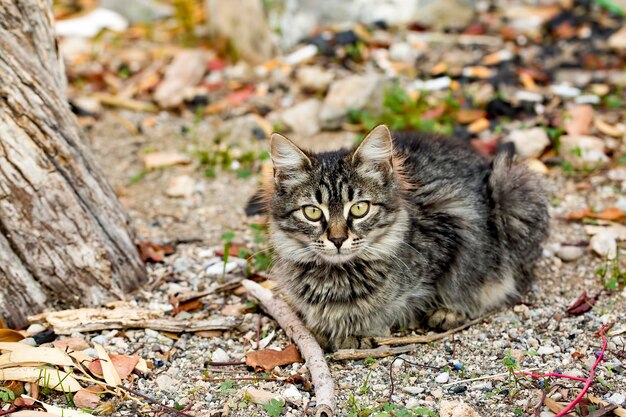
[0, 0, 147, 328]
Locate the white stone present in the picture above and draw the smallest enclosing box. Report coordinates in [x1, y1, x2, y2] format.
[205, 261, 238, 277]
[165, 175, 195, 198]
[435, 372, 450, 383]
[282, 384, 302, 402]
[606, 392, 625, 406]
[609, 26, 626, 49]
[591, 231, 617, 260]
[319, 74, 385, 129]
[155, 374, 178, 392]
[25, 324, 47, 336]
[504, 127, 550, 159]
[281, 99, 322, 136]
[559, 135, 609, 170]
[246, 387, 281, 405]
[211, 348, 229, 363]
[556, 245, 584, 262]
[551, 84, 581, 97]
[575, 95, 600, 105]
[409, 76, 452, 92]
[402, 386, 425, 395]
[537, 345, 555, 355]
[296, 66, 334, 92]
[516, 90, 543, 102]
[55, 8, 128, 38]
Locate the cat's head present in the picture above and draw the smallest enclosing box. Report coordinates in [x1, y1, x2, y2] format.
[268, 125, 408, 265]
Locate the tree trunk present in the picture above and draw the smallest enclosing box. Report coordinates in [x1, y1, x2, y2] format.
[0, 0, 147, 328]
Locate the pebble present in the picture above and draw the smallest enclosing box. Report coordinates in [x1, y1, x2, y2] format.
[559, 135, 609, 170]
[296, 66, 334, 92]
[470, 381, 493, 391]
[282, 384, 302, 402]
[20, 338, 37, 347]
[246, 387, 281, 405]
[608, 26, 626, 49]
[504, 127, 550, 159]
[409, 76, 452, 92]
[211, 348, 229, 363]
[606, 392, 625, 405]
[556, 245, 584, 262]
[281, 98, 322, 136]
[537, 345, 555, 355]
[435, 372, 450, 383]
[402, 386, 425, 395]
[205, 261, 238, 277]
[91, 335, 109, 345]
[166, 175, 195, 198]
[551, 84, 581, 97]
[319, 74, 385, 129]
[155, 374, 178, 392]
[590, 231, 617, 259]
[25, 324, 47, 336]
[516, 90, 543, 103]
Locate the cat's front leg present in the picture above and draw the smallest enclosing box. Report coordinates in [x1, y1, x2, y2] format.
[332, 324, 391, 350]
[427, 308, 467, 330]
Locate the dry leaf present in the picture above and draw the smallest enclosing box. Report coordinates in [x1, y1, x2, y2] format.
[457, 109, 486, 124]
[566, 291, 599, 316]
[109, 354, 139, 379]
[245, 344, 303, 372]
[137, 241, 175, 263]
[9, 412, 58, 417]
[93, 343, 122, 387]
[0, 329, 25, 343]
[565, 207, 626, 222]
[13, 397, 36, 407]
[565, 104, 594, 136]
[141, 152, 191, 170]
[73, 389, 102, 408]
[52, 338, 90, 351]
[22, 395, 94, 417]
[0, 347, 74, 369]
[0, 367, 82, 392]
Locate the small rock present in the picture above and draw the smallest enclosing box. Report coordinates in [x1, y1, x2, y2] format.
[281, 99, 322, 137]
[540, 412, 556, 417]
[211, 348, 229, 363]
[606, 392, 625, 406]
[91, 335, 108, 345]
[537, 346, 555, 355]
[557, 245, 584, 262]
[296, 66, 334, 92]
[20, 338, 37, 347]
[409, 76, 452, 92]
[504, 127, 550, 159]
[516, 90, 543, 103]
[165, 175, 195, 198]
[439, 400, 483, 417]
[551, 84, 581, 97]
[55, 8, 128, 38]
[431, 388, 444, 399]
[25, 324, 47, 336]
[101, 0, 173, 22]
[609, 26, 626, 49]
[470, 381, 493, 391]
[282, 384, 302, 402]
[435, 372, 450, 383]
[154, 50, 207, 108]
[402, 386, 425, 395]
[526, 159, 549, 174]
[565, 105, 594, 136]
[155, 374, 178, 392]
[319, 74, 385, 129]
[415, 0, 475, 31]
[142, 151, 191, 169]
[559, 135, 609, 170]
[406, 398, 420, 409]
[245, 387, 281, 405]
[591, 231, 617, 259]
[205, 261, 238, 276]
[513, 304, 531, 320]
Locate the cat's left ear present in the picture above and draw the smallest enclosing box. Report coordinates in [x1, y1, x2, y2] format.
[269, 133, 312, 183]
[352, 125, 393, 174]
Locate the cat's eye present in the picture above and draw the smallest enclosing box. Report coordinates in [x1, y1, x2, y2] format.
[350, 201, 370, 218]
[303, 205, 323, 221]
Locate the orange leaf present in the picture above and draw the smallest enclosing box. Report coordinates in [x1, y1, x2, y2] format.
[457, 109, 486, 124]
[137, 241, 175, 263]
[245, 344, 303, 372]
[73, 389, 101, 408]
[565, 207, 626, 222]
[0, 329, 24, 343]
[110, 354, 140, 379]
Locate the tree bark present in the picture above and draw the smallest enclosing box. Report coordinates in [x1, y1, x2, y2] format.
[0, 0, 147, 328]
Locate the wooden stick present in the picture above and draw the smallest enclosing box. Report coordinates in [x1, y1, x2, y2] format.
[242, 280, 334, 417]
[373, 316, 486, 346]
[332, 344, 418, 361]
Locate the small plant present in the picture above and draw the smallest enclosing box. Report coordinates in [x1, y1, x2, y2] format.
[360, 369, 372, 395]
[596, 256, 626, 291]
[219, 380, 235, 395]
[264, 398, 285, 417]
[0, 387, 15, 402]
[221, 230, 236, 280]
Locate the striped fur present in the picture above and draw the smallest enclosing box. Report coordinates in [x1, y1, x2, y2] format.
[268, 126, 549, 350]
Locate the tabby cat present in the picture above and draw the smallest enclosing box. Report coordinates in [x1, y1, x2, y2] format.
[267, 125, 549, 350]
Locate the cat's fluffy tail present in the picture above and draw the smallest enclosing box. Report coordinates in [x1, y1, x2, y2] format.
[488, 152, 550, 289]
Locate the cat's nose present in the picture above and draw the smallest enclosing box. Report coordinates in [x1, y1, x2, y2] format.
[329, 236, 347, 249]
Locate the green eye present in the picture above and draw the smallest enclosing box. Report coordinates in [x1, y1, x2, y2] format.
[350, 201, 370, 218]
[303, 205, 323, 221]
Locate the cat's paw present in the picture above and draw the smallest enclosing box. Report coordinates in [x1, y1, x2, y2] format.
[334, 336, 376, 350]
[427, 309, 466, 330]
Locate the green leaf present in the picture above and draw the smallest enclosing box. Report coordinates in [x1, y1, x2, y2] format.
[263, 399, 285, 417]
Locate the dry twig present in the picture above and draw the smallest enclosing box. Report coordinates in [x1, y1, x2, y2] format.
[242, 279, 334, 417]
[373, 316, 486, 346]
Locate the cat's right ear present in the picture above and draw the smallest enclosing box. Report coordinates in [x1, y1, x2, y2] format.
[269, 133, 311, 181]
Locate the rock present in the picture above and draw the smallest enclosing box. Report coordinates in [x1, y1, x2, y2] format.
[155, 374, 178, 392]
[142, 151, 191, 169]
[409, 76, 452, 92]
[55, 8, 128, 38]
[319, 74, 385, 129]
[565, 105, 594, 136]
[211, 348, 229, 363]
[296, 66, 334, 92]
[281, 99, 322, 136]
[607, 392, 625, 405]
[504, 127, 550, 159]
[101, 0, 173, 22]
[415, 0, 475, 31]
[402, 386, 425, 395]
[53, 337, 90, 351]
[72, 96, 102, 115]
[206, 0, 276, 64]
[205, 261, 238, 277]
[283, 45, 318, 66]
[154, 50, 207, 108]
[25, 324, 47, 336]
[439, 400, 483, 417]
[165, 175, 195, 198]
[609, 27, 626, 49]
[591, 231, 617, 259]
[526, 159, 549, 174]
[389, 42, 419, 63]
[516, 90, 543, 103]
[245, 387, 281, 405]
[556, 245, 584, 262]
[537, 346, 555, 355]
[435, 372, 450, 383]
[20, 338, 37, 347]
[282, 384, 302, 402]
[551, 84, 581, 98]
[559, 135, 609, 170]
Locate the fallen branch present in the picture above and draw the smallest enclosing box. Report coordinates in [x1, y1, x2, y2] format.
[29, 304, 236, 334]
[332, 344, 418, 361]
[588, 395, 626, 417]
[242, 279, 334, 417]
[373, 316, 486, 346]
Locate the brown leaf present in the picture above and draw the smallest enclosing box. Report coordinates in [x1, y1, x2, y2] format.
[137, 241, 175, 263]
[457, 109, 486, 124]
[13, 397, 36, 407]
[53, 337, 90, 351]
[73, 389, 101, 408]
[0, 329, 24, 342]
[110, 354, 140, 379]
[565, 207, 626, 222]
[566, 291, 599, 316]
[565, 104, 594, 136]
[245, 344, 303, 372]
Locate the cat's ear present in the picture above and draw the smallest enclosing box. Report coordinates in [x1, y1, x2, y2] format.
[270, 133, 311, 178]
[352, 125, 393, 173]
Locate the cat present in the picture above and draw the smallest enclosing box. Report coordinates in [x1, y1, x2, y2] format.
[265, 125, 549, 350]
